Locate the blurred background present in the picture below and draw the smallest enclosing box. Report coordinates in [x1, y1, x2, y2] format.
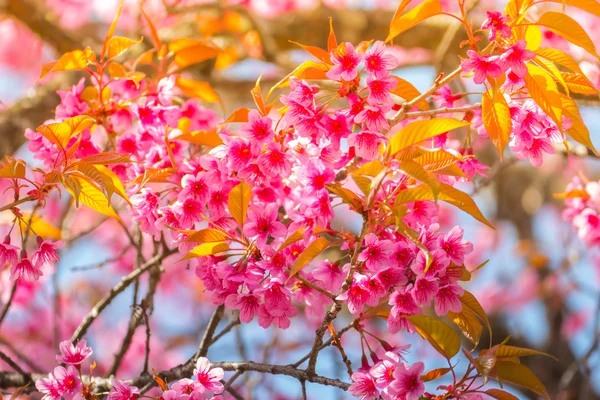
[1, 0, 600, 399]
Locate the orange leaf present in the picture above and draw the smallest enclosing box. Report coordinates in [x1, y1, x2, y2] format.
[387, 0, 442, 43]
[224, 107, 251, 124]
[107, 36, 143, 59]
[390, 76, 429, 110]
[251, 75, 268, 116]
[169, 38, 221, 69]
[290, 41, 331, 64]
[38, 48, 94, 82]
[328, 17, 337, 52]
[0, 157, 26, 179]
[481, 90, 512, 158]
[175, 77, 222, 104]
[142, 9, 162, 50]
[102, 0, 125, 60]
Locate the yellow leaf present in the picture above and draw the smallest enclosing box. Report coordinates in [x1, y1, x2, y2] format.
[0, 157, 26, 179]
[460, 291, 491, 336]
[481, 90, 512, 158]
[406, 315, 461, 359]
[561, 72, 599, 96]
[251, 75, 269, 116]
[169, 38, 221, 69]
[352, 175, 372, 196]
[524, 64, 563, 130]
[101, 0, 124, 59]
[266, 61, 329, 100]
[228, 181, 252, 227]
[182, 242, 230, 260]
[108, 62, 126, 78]
[289, 237, 330, 278]
[175, 77, 222, 104]
[560, 94, 597, 154]
[185, 228, 229, 243]
[395, 183, 494, 228]
[413, 148, 459, 171]
[129, 168, 177, 187]
[420, 367, 452, 382]
[495, 345, 557, 360]
[37, 48, 94, 81]
[126, 72, 146, 88]
[328, 17, 337, 52]
[493, 361, 549, 399]
[535, 11, 599, 58]
[279, 229, 305, 251]
[523, 24, 542, 51]
[353, 160, 384, 177]
[395, 218, 433, 273]
[448, 307, 483, 347]
[175, 128, 223, 148]
[79, 152, 132, 165]
[485, 389, 519, 400]
[535, 48, 587, 76]
[142, 8, 162, 49]
[398, 160, 440, 199]
[66, 177, 119, 219]
[505, 0, 533, 22]
[387, 0, 442, 42]
[37, 116, 95, 151]
[290, 40, 331, 64]
[95, 165, 130, 205]
[326, 183, 364, 213]
[23, 216, 62, 240]
[390, 76, 429, 110]
[107, 36, 143, 59]
[545, 0, 600, 17]
[533, 56, 569, 94]
[388, 119, 470, 157]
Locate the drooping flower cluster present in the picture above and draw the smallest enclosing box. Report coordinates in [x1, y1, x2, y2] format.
[0, 234, 62, 282]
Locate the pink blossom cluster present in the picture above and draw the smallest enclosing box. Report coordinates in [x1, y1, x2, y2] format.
[36, 340, 224, 400]
[562, 176, 600, 248]
[0, 234, 62, 282]
[349, 348, 426, 400]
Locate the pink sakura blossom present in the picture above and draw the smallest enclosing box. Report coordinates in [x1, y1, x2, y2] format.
[510, 135, 555, 167]
[433, 85, 463, 108]
[481, 11, 512, 41]
[179, 172, 210, 203]
[411, 276, 439, 306]
[10, 251, 42, 281]
[312, 261, 345, 292]
[323, 112, 352, 150]
[327, 42, 363, 81]
[226, 137, 255, 171]
[337, 272, 372, 314]
[390, 361, 425, 400]
[440, 226, 473, 265]
[225, 292, 261, 323]
[500, 40, 535, 78]
[302, 161, 335, 192]
[370, 351, 402, 389]
[355, 105, 390, 131]
[257, 302, 297, 329]
[434, 284, 464, 315]
[172, 197, 203, 229]
[358, 233, 393, 271]
[31, 237, 62, 268]
[108, 380, 140, 400]
[56, 339, 93, 365]
[193, 357, 224, 394]
[170, 378, 204, 398]
[349, 371, 379, 400]
[244, 204, 287, 246]
[366, 75, 397, 106]
[240, 109, 274, 146]
[348, 130, 385, 161]
[53, 365, 82, 400]
[364, 41, 399, 78]
[0, 235, 18, 268]
[36, 374, 62, 400]
[461, 50, 503, 84]
[257, 142, 293, 178]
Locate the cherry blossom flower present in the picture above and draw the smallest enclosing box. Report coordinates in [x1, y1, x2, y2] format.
[244, 204, 287, 246]
[32, 237, 62, 268]
[10, 251, 42, 281]
[500, 40, 535, 78]
[0, 235, 18, 268]
[108, 380, 140, 400]
[327, 42, 363, 81]
[364, 40, 399, 78]
[349, 371, 379, 400]
[481, 11, 511, 41]
[56, 339, 93, 365]
[53, 366, 82, 400]
[390, 362, 425, 400]
[348, 131, 385, 161]
[461, 50, 503, 84]
[193, 357, 224, 394]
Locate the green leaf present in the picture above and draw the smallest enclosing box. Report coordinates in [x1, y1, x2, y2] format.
[406, 314, 461, 359]
[228, 181, 252, 227]
[388, 118, 470, 156]
[289, 237, 330, 278]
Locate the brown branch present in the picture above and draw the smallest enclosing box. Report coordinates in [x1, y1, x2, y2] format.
[0, 350, 26, 376]
[195, 304, 225, 360]
[0, 280, 18, 330]
[70, 249, 175, 344]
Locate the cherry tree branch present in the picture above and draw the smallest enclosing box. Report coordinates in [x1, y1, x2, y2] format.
[70, 249, 176, 343]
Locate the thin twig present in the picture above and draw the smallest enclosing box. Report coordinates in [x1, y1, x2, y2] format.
[0, 350, 27, 375]
[195, 305, 225, 360]
[0, 280, 18, 330]
[70, 249, 175, 343]
[210, 318, 240, 345]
